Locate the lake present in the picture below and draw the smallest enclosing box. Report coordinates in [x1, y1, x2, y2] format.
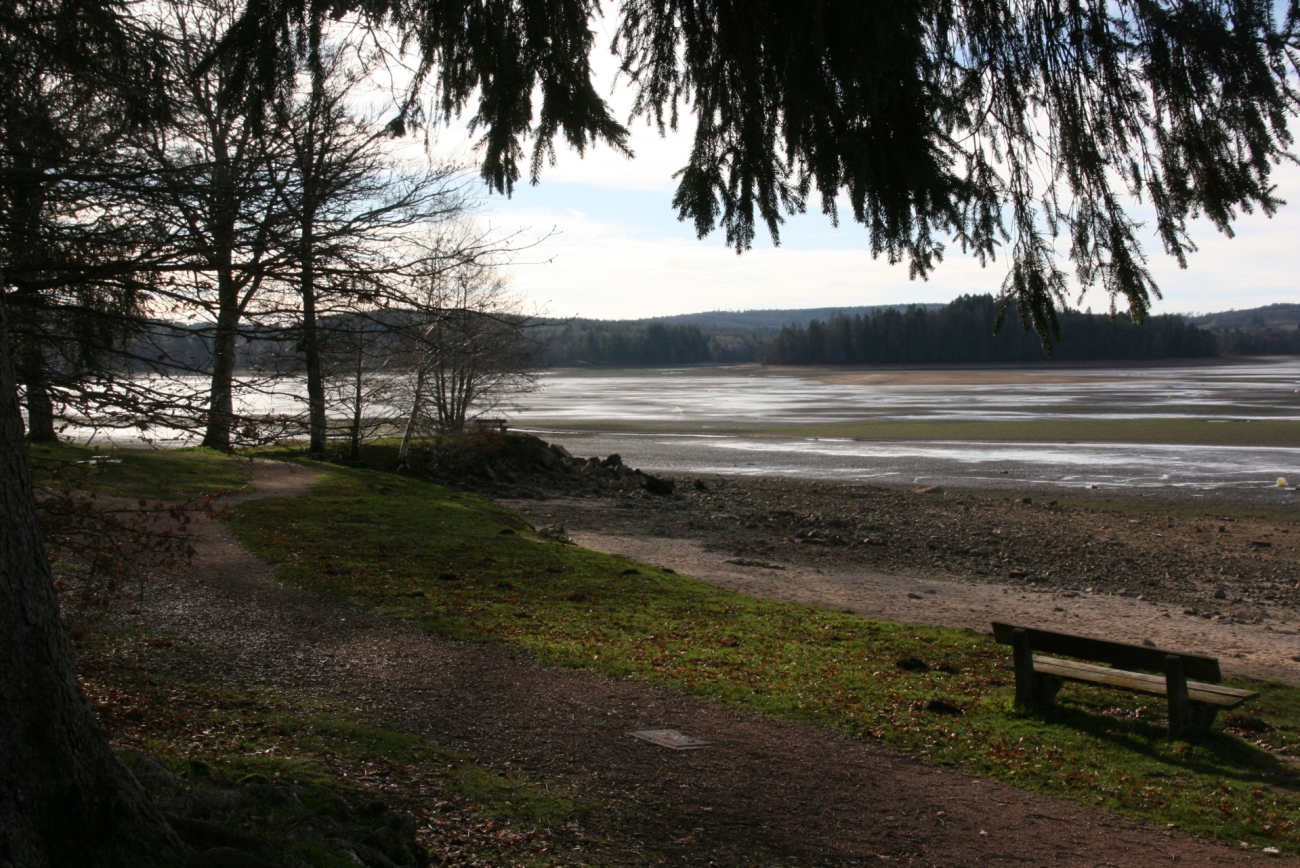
[509, 360, 1300, 502]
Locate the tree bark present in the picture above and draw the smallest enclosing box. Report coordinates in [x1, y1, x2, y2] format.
[299, 223, 327, 457]
[0, 294, 188, 866]
[201, 274, 239, 451]
[17, 338, 57, 442]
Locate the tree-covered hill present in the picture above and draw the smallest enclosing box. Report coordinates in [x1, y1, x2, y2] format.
[540, 296, 1237, 367]
[1190, 303, 1300, 330]
[755, 295, 1220, 365]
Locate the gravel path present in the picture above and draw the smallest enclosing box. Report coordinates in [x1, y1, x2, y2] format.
[129, 460, 1295, 866]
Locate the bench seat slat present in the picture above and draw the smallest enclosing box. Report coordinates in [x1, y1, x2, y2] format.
[1034, 656, 1259, 708]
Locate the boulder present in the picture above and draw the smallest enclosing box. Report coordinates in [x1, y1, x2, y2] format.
[641, 473, 675, 496]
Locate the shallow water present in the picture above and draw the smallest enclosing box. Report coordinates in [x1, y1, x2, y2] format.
[63, 359, 1300, 502]
[528, 430, 1300, 502]
[515, 359, 1300, 426]
[510, 360, 1300, 502]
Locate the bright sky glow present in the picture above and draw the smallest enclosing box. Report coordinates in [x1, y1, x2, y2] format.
[425, 38, 1299, 322]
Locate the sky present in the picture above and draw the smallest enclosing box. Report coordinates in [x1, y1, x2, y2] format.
[425, 42, 1299, 323]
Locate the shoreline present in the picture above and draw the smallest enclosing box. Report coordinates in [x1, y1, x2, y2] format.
[523, 429, 1300, 510]
[520, 418, 1300, 448]
[498, 469, 1300, 684]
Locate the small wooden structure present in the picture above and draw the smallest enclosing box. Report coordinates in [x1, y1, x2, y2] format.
[992, 622, 1259, 741]
[472, 417, 508, 434]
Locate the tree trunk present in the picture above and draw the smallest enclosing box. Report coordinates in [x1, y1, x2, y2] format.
[296, 63, 327, 459]
[0, 294, 189, 867]
[201, 294, 240, 452]
[348, 334, 363, 461]
[299, 225, 327, 457]
[201, 274, 240, 451]
[397, 361, 426, 463]
[17, 338, 57, 442]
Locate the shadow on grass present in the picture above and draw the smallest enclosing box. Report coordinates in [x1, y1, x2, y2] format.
[1021, 696, 1300, 788]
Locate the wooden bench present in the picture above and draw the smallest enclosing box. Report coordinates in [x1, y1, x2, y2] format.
[991, 622, 1259, 741]
[472, 417, 508, 434]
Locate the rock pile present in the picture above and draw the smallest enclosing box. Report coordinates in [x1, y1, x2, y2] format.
[408, 433, 675, 499]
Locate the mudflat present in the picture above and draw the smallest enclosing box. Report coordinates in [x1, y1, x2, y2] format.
[812, 370, 1126, 386]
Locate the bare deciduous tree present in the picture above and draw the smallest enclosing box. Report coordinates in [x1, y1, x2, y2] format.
[139, 0, 292, 451]
[395, 256, 537, 461]
[271, 32, 475, 455]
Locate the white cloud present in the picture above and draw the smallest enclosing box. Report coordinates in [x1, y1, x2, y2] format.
[502, 206, 999, 319]
[491, 160, 1300, 319]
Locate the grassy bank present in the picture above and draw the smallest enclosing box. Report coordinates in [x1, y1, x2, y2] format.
[232, 463, 1300, 854]
[29, 442, 253, 499]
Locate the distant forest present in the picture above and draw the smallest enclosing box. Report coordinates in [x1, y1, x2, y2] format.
[152, 297, 1299, 371]
[536, 321, 757, 366]
[756, 295, 1220, 364]
[537, 295, 1300, 367]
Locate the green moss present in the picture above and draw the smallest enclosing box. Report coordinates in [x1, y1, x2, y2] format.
[232, 465, 1300, 853]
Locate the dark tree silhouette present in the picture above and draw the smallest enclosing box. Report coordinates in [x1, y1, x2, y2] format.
[231, 0, 1300, 347]
[0, 3, 192, 861]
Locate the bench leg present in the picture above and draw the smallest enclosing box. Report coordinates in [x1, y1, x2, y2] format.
[1012, 628, 1062, 710]
[1166, 654, 1191, 741]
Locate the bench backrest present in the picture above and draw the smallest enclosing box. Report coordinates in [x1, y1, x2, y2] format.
[991, 622, 1222, 682]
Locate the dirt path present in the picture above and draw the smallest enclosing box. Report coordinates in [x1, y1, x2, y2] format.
[129, 461, 1294, 866]
[568, 531, 1300, 684]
